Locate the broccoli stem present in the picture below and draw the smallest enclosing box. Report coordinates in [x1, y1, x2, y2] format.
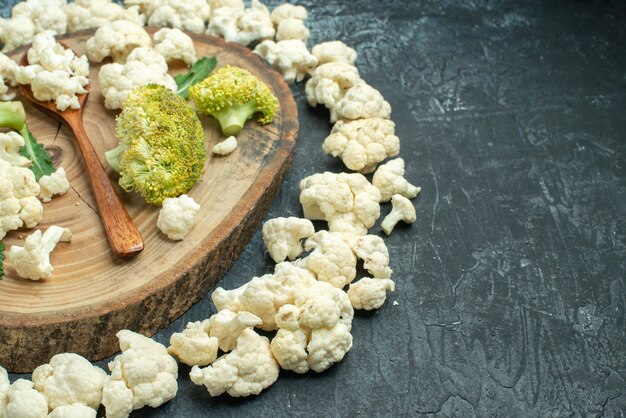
[105, 143, 129, 173]
[211, 101, 259, 136]
[0, 101, 26, 132]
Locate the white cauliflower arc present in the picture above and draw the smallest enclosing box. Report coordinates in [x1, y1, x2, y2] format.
[305, 62, 360, 116]
[254, 39, 317, 84]
[372, 158, 421, 202]
[348, 277, 395, 311]
[153, 28, 197, 66]
[189, 328, 279, 397]
[323, 118, 400, 174]
[311, 40, 357, 66]
[85, 20, 152, 63]
[333, 81, 392, 123]
[206, 0, 275, 46]
[38, 167, 70, 202]
[1, 378, 48, 418]
[167, 319, 219, 367]
[101, 330, 178, 418]
[0, 160, 43, 240]
[261, 216, 315, 263]
[156, 194, 200, 241]
[145, 0, 211, 34]
[64, 0, 144, 32]
[8, 225, 71, 280]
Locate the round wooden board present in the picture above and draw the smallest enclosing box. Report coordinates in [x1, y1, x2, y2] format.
[0, 29, 297, 372]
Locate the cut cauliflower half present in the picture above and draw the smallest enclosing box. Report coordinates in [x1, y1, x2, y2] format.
[206, 0, 275, 46]
[86, 20, 152, 63]
[212, 136, 238, 156]
[153, 28, 196, 66]
[3, 379, 48, 418]
[305, 62, 360, 113]
[38, 167, 70, 202]
[208, 309, 263, 352]
[168, 319, 219, 367]
[261, 216, 315, 263]
[12, 0, 67, 35]
[323, 118, 400, 174]
[98, 47, 177, 110]
[156, 194, 200, 241]
[275, 18, 309, 42]
[32, 352, 106, 410]
[0, 131, 31, 167]
[348, 277, 395, 311]
[102, 330, 178, 418]
[270, 280, 354, 373]
[351, 234, 393, 279]
[311, 40, 357, 66]
[8, 225, 71, 280]
[0, 160, 42, 239]
[254, 39, 317, 84]
[145, 0, 211, 34]
[65, 0, 144, 32]
[372, 158, 421, 202]
[48, 403, 97, 418]
[333, 82, 391, 122]
[299, 171, 381, 235]
[381, 194, 416, 235]
[190, 328, 279, 397]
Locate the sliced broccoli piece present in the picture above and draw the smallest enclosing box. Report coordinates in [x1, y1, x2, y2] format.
[188, 65, 279, 136]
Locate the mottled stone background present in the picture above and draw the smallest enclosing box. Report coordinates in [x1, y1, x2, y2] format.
[3, 0, 625, 416]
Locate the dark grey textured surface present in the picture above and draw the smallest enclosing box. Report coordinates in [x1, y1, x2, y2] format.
[4, 0, 626, 416]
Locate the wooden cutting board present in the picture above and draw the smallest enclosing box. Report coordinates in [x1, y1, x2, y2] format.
[0, 29, 297, 372]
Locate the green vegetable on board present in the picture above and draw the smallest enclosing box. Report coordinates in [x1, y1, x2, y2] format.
[174, 56, 217, 99]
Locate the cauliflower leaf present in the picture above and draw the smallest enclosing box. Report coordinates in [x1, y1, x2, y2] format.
[174, 56, 217, 99]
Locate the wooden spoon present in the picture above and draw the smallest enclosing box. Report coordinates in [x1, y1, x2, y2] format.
[19, 50, 144, 258]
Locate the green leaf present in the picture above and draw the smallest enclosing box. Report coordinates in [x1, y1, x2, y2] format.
[19, 123, 55, 180]
[175, 56, 217, 99]
[0, 242, 4, 280]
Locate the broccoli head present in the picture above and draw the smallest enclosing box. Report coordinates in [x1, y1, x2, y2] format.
[105, 84, 206, 206]
[188, 65, 279, 136]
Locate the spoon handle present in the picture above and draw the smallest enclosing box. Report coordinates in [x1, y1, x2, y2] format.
[65, 112, 144, 258]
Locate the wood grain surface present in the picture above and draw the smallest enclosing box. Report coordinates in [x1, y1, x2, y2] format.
[0, 29, 297, 372]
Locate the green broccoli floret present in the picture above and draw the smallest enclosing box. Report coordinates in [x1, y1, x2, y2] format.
[188, 65, 279, 136]
[105, 84, 206, 206]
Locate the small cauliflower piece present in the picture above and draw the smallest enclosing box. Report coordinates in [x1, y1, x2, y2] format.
[0, 52, 19, 101]
[270, 3, 307, 25]
[311, 40, 357, 66]
[64, 0, 144, 32]
[208, 309, 262, 352]
[8, 225, 71, 280]
[153, 28, 196, 66]
[351, 234, 392, 279]
[323, 118, 400, 174]
[262, 216, 315, 263]
[30, 70, 87, 111]
[48, 403, 97, 418]
[296, 230, 357, 289]
[38, 167, 70, 202]
[0, 161, 42, 239]
[98, 47, 177, 110]
[305, 62, 360, 116]
[211, 136, 238, 156]
[1, 365, 9, 412]
[12, 0, 67, 35]
[348, 277, 395, 310]
[102, 330, 178, 418]
[381, 194, 416, 235]
[0, 131, 31, 167]
[86, 20, 152, 63]
[32, 352, 106, 410]
[275, 18, 309, 42]
[146, 0, 211, 34]
[372, 158, 421, 202]
[156, 194, 200, 241]
[206, 0, 275, 46]
[210, 0, 244, 13]
[190, 328, 279, 397]
[167, 320, 219, 367]
[0, 15, 35, 53]
[4, 379, 48, 418]
[254, 39, 317, 84]
[333, 82, 391, 122]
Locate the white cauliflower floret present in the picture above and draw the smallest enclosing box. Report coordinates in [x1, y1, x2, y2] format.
[0, 161, 43, 239]
[372, 158, 421, 202]
[86, 20, 152, 63]
[98, 47, 177, 110]
[0, 131, 31, 167]
[206, 0, 275, 46]
[38, 167, 70, 203]
[311, 40, 357, 65]
[3, 379, 48, 418]
[102, 330, 178, 418]
[305, 62, 360, 114]
[275, 18, 309, 42]
[211, 136, 238, 156]
[0, 15, 35, 53]
[351, 234, 392, 279]
[12, 0, 67, 35]
[48, 403, 97, 418]
[212, 262, 316, 331]
[145, 0, 211, 34]
[299, 171, 381, 235]
[32, 352, 106, 410]
[153, 28, 196, 66]
[262, 216, 315, 263]
[156, 194, 200, 241]
[333, 82, 392, 122]
[190, 328, 279, 397]
[270, 3, 307, 25]
[64, 0, 144, 32]
[381, 194, 416, 235]
[0, 365, 9, 412]
[8, 225, 71, 280]
[30, 70, 87, 111]
[348, 277, 395, 310]
[210, 0, 244, 13]
[323, 118, 400, 174]
[271, 280, 353, 373]
[167, 320, 219, 367]
[0, 52, 19, 100]
[295, 230, 357, 289]
[254, 39, 317, 84]
[208, 309, 262, 352]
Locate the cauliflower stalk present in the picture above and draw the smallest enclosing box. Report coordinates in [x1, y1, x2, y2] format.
[372, 158, 421, 202]
[381, 194, 417, 235]
[8, 225, 71, 280]
[261, 216, 315, 263]
[254, 39, 318, 84]
[156, 194, 200, 240]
